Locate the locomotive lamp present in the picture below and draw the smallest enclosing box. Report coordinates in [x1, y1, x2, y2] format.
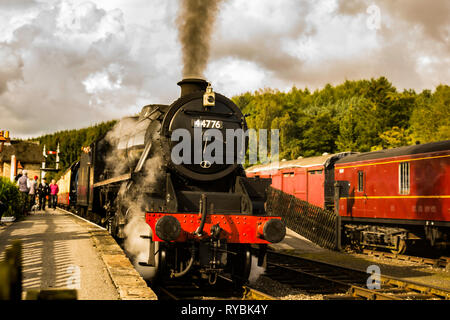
[203, 83, 215, 108]
[155, 215, 182, 242]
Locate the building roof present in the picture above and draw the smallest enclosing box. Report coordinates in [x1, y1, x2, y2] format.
[335, 140, 450, 165]
[246, 152, 354, 173]
[0, 141, 44, 164]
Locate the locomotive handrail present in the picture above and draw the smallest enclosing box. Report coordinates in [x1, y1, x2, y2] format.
[92, 173, 131, 188]
[183, 110, 235, 117]
[195, 193, 208, 236]
[134, 140, 153, 173]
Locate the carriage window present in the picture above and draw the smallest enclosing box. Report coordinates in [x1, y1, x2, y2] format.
[283, 172, 294, 177]
[357, 171, 364, 192]
[399, 162, 410, 195]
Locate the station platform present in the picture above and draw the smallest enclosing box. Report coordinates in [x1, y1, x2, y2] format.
[269, 228, 450, 291]
[270, 228, 325, 253]
[0, 208, 157, 300]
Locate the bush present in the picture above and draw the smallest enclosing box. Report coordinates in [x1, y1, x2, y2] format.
[0, 177, 24, 218]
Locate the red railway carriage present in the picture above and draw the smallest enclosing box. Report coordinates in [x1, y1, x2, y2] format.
[56, 161, 79, 208]
[57, 168, 71, 206]
[335, 140, 450, 253]
[246, 153, 353, 209]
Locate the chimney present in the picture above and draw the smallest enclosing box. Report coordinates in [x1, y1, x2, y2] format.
[10, 155, 16, 182]
[177, 78, 208, 97]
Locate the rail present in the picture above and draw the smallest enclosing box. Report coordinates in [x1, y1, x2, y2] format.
[264, 251, 450, 300]
[360, 248, 450, 269]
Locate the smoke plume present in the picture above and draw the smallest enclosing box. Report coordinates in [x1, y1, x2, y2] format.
[177, 0, 223, 78]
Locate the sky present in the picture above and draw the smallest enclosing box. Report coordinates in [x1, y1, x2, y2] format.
[0, 0, 449, 138]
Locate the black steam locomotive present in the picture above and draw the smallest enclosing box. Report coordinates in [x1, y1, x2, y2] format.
[59, 79, 286, 284]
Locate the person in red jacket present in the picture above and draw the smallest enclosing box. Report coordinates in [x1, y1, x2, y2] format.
[49, 179, 59, 210]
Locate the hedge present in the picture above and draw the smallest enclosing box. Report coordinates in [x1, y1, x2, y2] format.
[0, 177, 25, 218]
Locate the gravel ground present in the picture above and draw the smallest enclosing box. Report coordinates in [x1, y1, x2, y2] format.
[250, 275, 325, 300]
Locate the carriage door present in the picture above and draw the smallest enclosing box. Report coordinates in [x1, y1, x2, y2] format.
[307, 169, 325, 208]
[357, 170, 367, 215]
[282, 171, 296, 196]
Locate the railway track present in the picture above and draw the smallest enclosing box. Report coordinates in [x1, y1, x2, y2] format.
[357, 249, 450, 270]
[154, 276, 276, 300]
[262, 251, 450, 300]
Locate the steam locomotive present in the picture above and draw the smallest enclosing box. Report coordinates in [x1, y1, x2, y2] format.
[57, 79, 286, 284]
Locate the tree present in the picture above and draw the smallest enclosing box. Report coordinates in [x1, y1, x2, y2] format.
[28, 120, 117, 181]
[376, 127, 414, 149]
[232, 77, 446, 161]
[410, 85, 450, 143]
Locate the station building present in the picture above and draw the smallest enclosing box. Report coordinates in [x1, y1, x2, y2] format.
[0, 140, 44, 181]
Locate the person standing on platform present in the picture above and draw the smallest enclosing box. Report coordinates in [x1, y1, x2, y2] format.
[37, 178, 50, 211]
[49, 179, 59, 210]
[14, 169, 23, 182]
[17, 170, 30, 215]
[29, 176, 38, 211]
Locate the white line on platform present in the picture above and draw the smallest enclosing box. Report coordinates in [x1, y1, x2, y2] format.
[56, 207, 107, 231]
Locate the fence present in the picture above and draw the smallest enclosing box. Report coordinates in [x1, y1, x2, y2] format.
[266, 187, 340, 250]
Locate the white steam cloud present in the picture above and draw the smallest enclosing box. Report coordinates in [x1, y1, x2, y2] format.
[104, 116, 164, 280]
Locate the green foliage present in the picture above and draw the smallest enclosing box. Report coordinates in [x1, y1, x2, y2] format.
[376, 127, 414, 150]
[233, 77, 449, 161]
[0, 177, 24, 218]
[28, 120, 117, 181]
[410, 85, 450, 143]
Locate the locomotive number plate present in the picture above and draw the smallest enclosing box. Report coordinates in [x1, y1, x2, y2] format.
[192, 119, 223, 129]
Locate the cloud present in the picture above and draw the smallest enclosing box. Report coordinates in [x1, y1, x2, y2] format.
[377, 0, 450, 45]
[0, 0, 38, 10]
[210, 0, 449, 91]
[0, 0, 449, 138]
[0, 0, 181, 138]
[0, 46, 23, 94]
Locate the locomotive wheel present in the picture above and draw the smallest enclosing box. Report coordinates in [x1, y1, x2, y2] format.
[156, 246, 167, 280]
[391, 239, 407, 255]
[230, 245, 251, 285]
